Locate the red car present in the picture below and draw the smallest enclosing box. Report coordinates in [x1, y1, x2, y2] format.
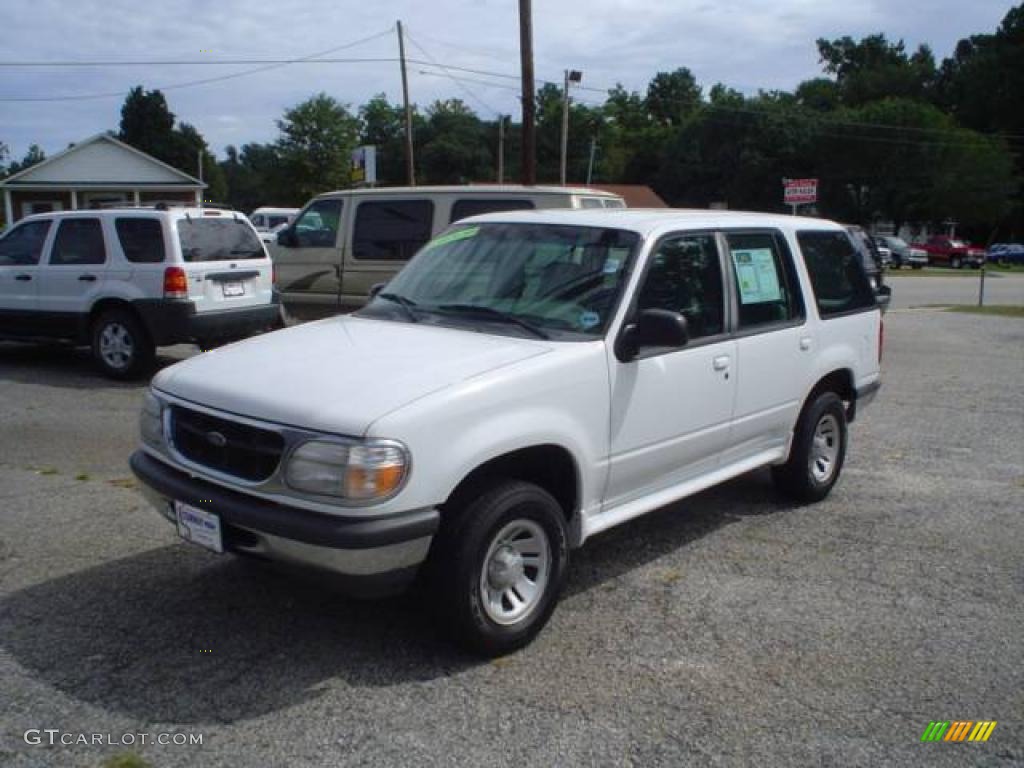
[921, 236, 986, 269]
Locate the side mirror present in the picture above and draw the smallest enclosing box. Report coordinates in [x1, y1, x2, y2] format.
[369, 282, 385, 299]
[616, 308, 689, 361]
[276, 228, 297, 248]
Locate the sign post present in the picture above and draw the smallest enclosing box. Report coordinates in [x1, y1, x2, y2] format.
[351, 146, 377, 188]
[783, 178, 818, 215]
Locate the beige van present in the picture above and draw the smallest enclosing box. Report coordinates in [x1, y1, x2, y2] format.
[269, 185, 625, 315]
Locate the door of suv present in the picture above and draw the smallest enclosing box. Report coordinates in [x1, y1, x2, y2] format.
[271, 198, 345, 310]
[0, 218, 53, 335]
[605, 232, 737, 508]
[37, 216, 108, 337]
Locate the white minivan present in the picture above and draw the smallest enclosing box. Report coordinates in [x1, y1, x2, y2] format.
[132, 208, 882, 654]
[269, 185, 625, 316]
[0, 205, 279, 377]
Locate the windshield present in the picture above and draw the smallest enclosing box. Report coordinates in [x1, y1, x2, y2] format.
[177, 217, 264, 262]
[358, 222, 641, 339]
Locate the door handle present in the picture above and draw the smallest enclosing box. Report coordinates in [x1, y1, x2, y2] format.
[799, 336, 813, 351]
[712, 355, 731, 371]
[15, 274, 32, 282]
[78, 274, 97, 282]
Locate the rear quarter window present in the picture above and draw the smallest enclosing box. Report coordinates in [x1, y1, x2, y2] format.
[797, 230, 876, 317]
[116, 218, 166, 263]
[450, 198, 534, 224]
[177, 218, 265, 262]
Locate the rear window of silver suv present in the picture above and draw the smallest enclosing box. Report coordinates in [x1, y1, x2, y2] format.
[177, 218, 264, 262]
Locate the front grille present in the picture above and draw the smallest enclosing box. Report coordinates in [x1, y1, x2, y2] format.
[170, 405, 284, 482]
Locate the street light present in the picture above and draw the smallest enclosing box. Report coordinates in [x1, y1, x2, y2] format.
[560, 69, 583, 185]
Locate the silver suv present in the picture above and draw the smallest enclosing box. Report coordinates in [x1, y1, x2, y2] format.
[0, 205, 279, 378]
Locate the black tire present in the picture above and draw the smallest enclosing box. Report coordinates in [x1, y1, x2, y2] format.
[951, 255, 962, 269]
[90, 309, 155, 379]
[772, 391, 848, 503]
[429, 480, 569, 656]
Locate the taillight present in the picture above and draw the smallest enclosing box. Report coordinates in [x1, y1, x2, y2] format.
[163, 267, 188, 299]
[271, 262, 276, 287]
[878, 318, 884, 364]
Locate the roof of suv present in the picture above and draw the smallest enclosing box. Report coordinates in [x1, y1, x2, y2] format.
[16, 207, 251, 224]
[314, 184, 623, 199]
[458, 207, 847, 238]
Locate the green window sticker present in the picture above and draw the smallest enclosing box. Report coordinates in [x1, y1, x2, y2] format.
[425, 226, 479, 251]
[732, 248, 782, 304]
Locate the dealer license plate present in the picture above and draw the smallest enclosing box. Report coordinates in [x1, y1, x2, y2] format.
[222, 281, 245, 297]
[174, 501, 223, 553]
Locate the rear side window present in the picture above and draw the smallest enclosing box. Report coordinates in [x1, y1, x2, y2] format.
[115, 218, 166, 263]
[797, 230, 876, 317]
[51, 218, 106, 265]
[353, 200, 434, 260]
[0, 219, 51, 265]
[726, 232, 803, 329]
[450, 198, 534, 224]
[580, 197, 604, 209]
[177, 218, 264, 262]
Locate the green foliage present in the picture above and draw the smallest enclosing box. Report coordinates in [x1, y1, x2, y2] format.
[5, 144, 46, 177]
[275, 92, 361, 203]
[816, 34, 938, 106]
[646, 68, 702, 126]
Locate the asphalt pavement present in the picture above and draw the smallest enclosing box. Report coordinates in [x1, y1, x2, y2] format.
[1, 285, 1022, 767]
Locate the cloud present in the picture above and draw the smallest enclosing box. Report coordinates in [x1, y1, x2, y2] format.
[0, 0, 1015, 160]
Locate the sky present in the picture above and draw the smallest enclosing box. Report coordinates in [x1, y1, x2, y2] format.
[0, 0, 1017, 165]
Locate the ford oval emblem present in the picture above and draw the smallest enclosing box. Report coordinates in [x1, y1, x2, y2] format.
[205, 431, 228, 448]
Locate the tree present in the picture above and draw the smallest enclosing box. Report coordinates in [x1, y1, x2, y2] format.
[358, 94, 425, 185]
[417, 99, 491, 184]
[646, 68, 702, 126]
[275, 93, 361, 203]
[5, 144, 46, 176]
[816, 34, 938, 106]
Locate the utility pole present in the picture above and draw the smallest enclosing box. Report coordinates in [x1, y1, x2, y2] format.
[497, 116, 505, 184]
[518, 0, 536, 186]
[397, 20, 416, 186]
[560, 69, 582, 185]
[586, 137, 597, 184]
[197, 149, 204, 207]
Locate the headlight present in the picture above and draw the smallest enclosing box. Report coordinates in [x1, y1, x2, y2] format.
[140, 390, 164, 448]
[869, 276, 878, 290]
[284, 439, 409, 501]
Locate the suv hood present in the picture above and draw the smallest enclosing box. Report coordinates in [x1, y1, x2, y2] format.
[154, 316, 551, 435]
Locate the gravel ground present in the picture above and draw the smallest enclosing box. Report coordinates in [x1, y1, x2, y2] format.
[0, 305, 1022, 768]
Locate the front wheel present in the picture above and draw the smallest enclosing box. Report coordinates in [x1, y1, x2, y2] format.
[91, 309, 154, 379]
[772, 391, 848, 503]
[430, 480, 569, 656]
[951, 255, 963, 269]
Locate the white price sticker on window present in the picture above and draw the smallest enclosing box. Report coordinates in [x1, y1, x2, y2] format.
[732, 248, 782, 304]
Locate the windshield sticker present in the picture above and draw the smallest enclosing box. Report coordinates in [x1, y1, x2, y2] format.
[578, 310, 601, 330]
[731, 248, 782, 304]
[603, 257, 620, 274]
[425, 226, 479, 251]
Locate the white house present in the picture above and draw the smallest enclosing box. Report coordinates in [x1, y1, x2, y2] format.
[2, 133, 205, 225]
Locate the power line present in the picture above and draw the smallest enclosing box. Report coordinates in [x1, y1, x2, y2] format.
[403, 31, 500, 116]
[0, 28, 396, 103]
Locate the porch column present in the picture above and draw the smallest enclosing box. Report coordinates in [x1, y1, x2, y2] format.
[3, 189, 13, 226]
[70, 189, 78, 210]
[194, 189, 202, 205]
[133, 189, 141, 207]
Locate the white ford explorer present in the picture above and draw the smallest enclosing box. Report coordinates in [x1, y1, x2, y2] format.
[131, 209, 882, 655]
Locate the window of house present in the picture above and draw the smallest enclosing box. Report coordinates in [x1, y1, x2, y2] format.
[0, 219, 52, 266]
[353, 200, 434, 260]
[726, 232, 802, 329]
[797, 230, 877, 317]
[115, 218, 166, 263]
[50, 218, 106, 265]
[636, 233, 725, 340]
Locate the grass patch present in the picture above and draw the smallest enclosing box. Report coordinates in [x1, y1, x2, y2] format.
[945, 305, 1024, 318]
[36, 467, 59, 476]
[108, 477, 138, 490]
[986, 262, 1024, 273]
[75, 472, 91, 482]
[887, 267, 989, 278]
[102, 754, 152, 768]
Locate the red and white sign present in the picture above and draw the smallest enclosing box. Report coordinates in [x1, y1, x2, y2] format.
[784, 178, 818, 205]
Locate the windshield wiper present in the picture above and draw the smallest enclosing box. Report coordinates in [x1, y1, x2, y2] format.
[435, 303, 550, 339]
[376, 291, 420, 323]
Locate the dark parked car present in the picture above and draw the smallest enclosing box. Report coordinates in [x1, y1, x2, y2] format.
[875, 235, 928, 269]
[987, 243, 1024, 265]
[845, 226, 891, 310]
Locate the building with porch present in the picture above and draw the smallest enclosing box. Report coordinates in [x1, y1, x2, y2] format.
[2, 133, 205, 226]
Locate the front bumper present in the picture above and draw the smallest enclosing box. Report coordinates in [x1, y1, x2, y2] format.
[129, 450, 438, 595]
[133, 297, 282, 346]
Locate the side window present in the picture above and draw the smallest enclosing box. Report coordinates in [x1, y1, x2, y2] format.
[293, 200, 342, 248]
[602, 199, 626, 208]
[0, 220, 52, 266]
[353, 200, 434, 261]
[726, 232, 802, 330]
[50, 218, 106, 266]
[579, 197, 604, 209]
[636, 233, 725, 340]
[450, 198, 534, 224]
[115, 218, 166, 264]
[797, 230, 876, 317]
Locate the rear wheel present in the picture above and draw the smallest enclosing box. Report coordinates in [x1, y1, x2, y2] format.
[91, 309, 154, 379]
[430, 480, 568, 656]
[772, 391, 848, 503]
[951, 255, 963, 269]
